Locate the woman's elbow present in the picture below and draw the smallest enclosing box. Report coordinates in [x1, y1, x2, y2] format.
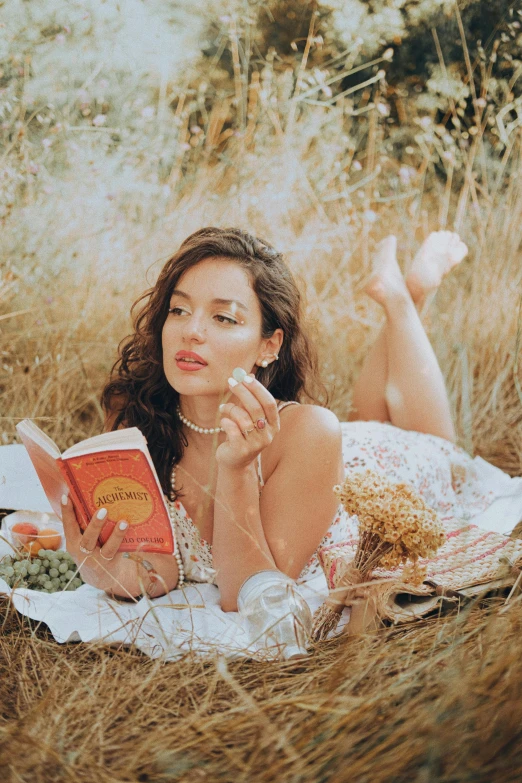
[216, 579, 240, 612]
[220, 597, 238, 612]
[216, 580, 238, 612]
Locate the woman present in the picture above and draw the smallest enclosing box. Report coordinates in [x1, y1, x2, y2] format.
[60, 226, 471, 611]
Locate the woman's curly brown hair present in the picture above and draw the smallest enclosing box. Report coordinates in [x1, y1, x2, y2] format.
[101, 227, 327, 500]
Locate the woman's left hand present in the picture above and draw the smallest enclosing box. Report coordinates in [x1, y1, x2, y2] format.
[216, 373, 280, 470]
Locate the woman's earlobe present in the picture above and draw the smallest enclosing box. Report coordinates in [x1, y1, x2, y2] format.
[257, 353, 279, 368]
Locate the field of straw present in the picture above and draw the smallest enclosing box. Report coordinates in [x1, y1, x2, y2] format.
[1, 4, 522, 780]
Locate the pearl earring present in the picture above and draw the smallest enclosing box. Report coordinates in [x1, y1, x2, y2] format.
[261, 359, 268, 368]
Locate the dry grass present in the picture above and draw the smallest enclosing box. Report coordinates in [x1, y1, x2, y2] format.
[1, 10, 522, 782]
[2, 593, 522, 782]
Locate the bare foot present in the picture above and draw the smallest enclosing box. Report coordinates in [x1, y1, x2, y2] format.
[406, 231, 468, 304]
[364, 236, 411, 307]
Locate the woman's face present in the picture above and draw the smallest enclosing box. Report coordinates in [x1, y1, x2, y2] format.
[161, 257, 278, 397]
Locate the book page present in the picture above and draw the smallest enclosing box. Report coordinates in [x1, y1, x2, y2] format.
[15, 419, 61, 460]
[16, 425, 68, 519]
[62, 427, 147, 458]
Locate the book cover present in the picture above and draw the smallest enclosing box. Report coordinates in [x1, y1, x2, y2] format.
[59, 449, 174, 554]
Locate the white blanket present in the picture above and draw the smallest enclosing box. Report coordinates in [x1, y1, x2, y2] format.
[0, 549, 336, 660]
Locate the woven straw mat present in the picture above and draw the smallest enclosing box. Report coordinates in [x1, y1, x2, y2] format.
[318, 517, 522, 593]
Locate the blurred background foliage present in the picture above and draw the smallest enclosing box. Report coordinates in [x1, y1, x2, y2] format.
[2, 0, 522, 213]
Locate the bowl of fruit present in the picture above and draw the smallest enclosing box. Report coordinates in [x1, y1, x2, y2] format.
[0, 511, 84, 592]
[1, 510, 64, 555]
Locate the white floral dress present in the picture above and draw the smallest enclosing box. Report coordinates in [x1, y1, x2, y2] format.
[166, 409, 521, 586]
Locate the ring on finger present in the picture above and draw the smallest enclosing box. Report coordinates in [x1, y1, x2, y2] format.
[99, 550, 116, 562]
[241, 426, 256, 436]
[79, 543, 95, 555]
[255, 418, 267, 430]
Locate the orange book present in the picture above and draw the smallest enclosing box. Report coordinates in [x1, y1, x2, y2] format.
[15, 420, 174, 555]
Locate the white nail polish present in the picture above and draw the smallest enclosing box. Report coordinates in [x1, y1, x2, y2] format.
[61, 494, 68, 506]
[96, 508, 108, 520]
[228, 377, 238, 387]
[119, 520, 128, 530]
[244, 375, 254, 383]
[219, 403, 226, 410]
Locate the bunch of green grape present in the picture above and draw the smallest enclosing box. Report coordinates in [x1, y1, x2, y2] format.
[0, 549, 84, 592]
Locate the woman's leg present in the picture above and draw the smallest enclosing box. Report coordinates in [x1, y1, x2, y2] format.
[349, 232, 468, 442]
[348, 326, 390, 422]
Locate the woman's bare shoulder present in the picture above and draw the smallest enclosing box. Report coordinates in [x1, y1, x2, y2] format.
[279, 402, 341, 436]
[263, 403, 343, 487]
[274, 403, 342, 462]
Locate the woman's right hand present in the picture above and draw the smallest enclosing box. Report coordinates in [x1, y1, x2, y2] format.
[60, 494, 130, 594]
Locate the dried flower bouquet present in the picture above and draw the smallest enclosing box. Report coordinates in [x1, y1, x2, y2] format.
[312, 469, 446, 640]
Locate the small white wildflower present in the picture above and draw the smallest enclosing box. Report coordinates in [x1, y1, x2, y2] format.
[427, 64, 470, 102]
[399, 166, 415, 185]
[92, 114, 106, 126]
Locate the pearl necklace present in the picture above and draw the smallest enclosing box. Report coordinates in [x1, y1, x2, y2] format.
[176, 405, 224, 435]
[165, 464, 185, 588]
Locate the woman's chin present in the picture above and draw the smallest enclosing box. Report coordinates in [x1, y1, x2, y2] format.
[166, 373, 228, 397]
